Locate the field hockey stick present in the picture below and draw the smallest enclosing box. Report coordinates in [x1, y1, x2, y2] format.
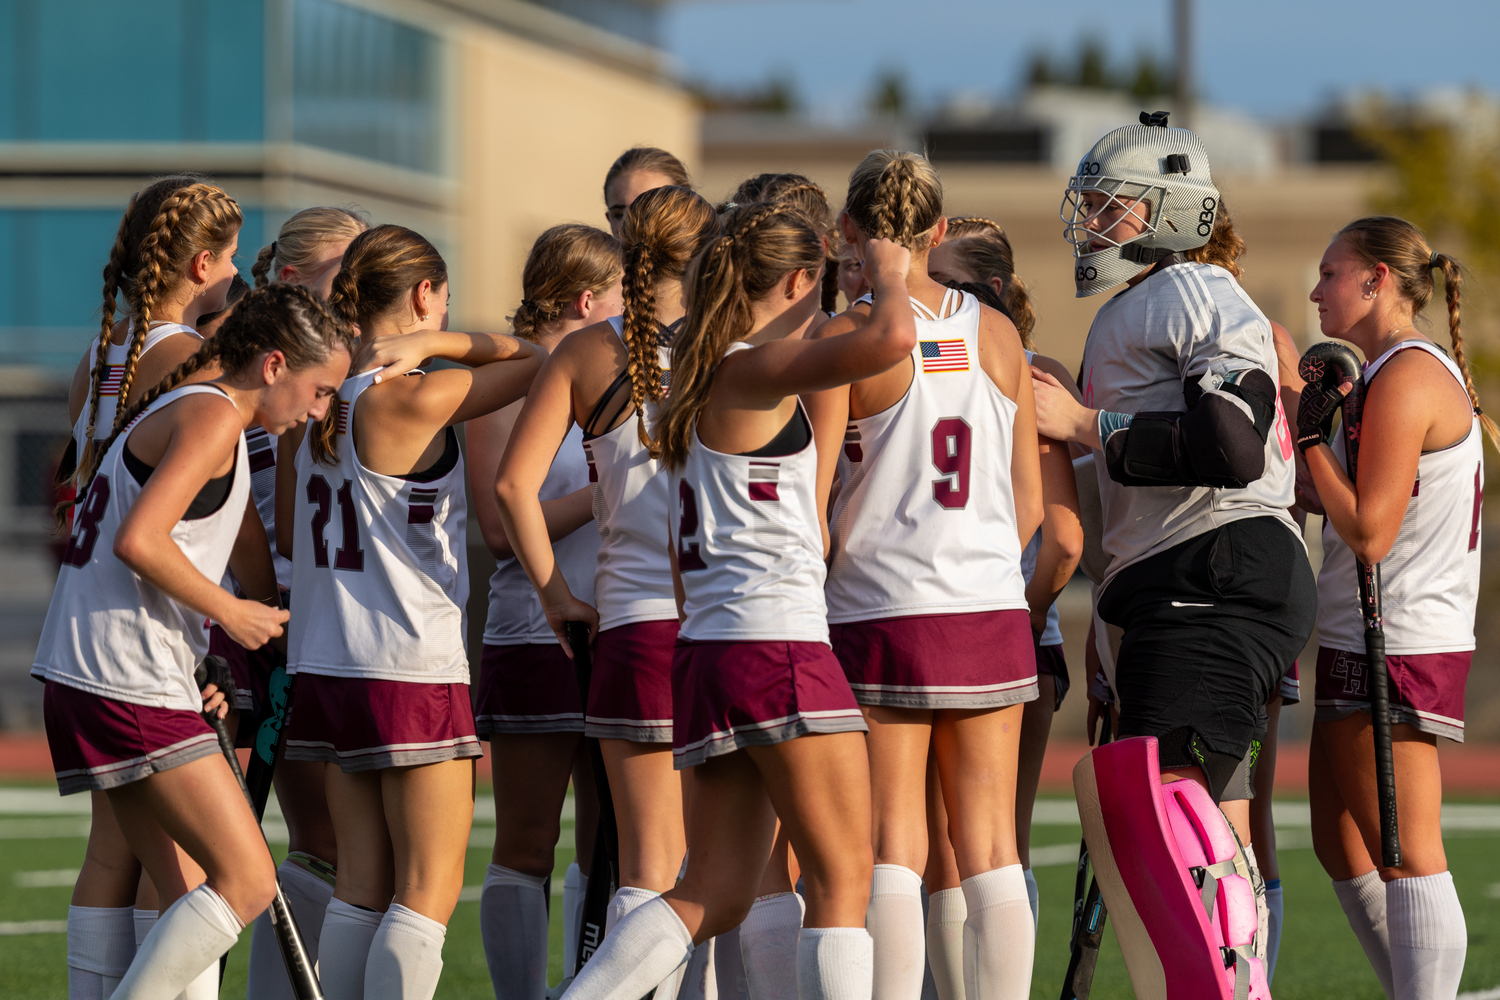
[244, 648, 291, 822]
[196, 657, 324, 1000]
[1061, 697, 1113, 1000]
[565, 621, 621, 971]
[1299, 342, 1401, 868]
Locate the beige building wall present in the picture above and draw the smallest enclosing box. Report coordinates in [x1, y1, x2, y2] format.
[452, 30, 699, 332]
[702, 155, 1383, 375]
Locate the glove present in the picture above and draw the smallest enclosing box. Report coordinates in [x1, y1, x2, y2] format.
[1295, 342, 1362, 452]
[1296, 380, 1349, 452]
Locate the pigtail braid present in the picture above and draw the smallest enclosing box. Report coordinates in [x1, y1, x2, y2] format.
[1435, 254, 1500, 453]
[621, 241, 666, 448]
[326, 267, 361, 328]
[77, 199, 142, 484]
[251, 243, 277, 287]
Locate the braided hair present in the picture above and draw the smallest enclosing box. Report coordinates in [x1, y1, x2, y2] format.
[618, 186, 719, 449]
[654, 203, 825, 469]
[722, 173, 838, 312]
[251, 206, 369, 288]
[844, 150, 944, 253]
[78, 177, 241, 487]
[943, 216, 1037, 347]
[509, 224, 621, 342]
[59, 285, 354, 527]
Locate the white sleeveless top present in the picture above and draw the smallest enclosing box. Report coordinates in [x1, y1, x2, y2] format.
[584, 316, 676, 631]
[289, 370, 470, 682]
[71, 323, 200, 457]
[243, 426, 291, 589]
[1317, 341, 1483, 655]
[671, 345, 828, 643]
[35, 384, 250, 710]
[484, 423, 599, 645]
[825, 289, 1027, 622]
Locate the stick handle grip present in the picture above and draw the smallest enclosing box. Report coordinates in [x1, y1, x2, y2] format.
[1365, 627, 1402, 868]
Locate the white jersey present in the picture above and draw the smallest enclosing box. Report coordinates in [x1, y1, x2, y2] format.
[289, 370, 469, 682]
[35, 385, 249, 710]
[242, 426, 291, 589]
[585, 316, 676, 631]
[1317, 341, 1483, 655]
[1019, 351, 1062, 645]
[484, 423, 599, 645]
[826, 289, 1027, 622]
[71, 323, 200, 457]
[1079, 261, 1299, 595]
[671, 353, 828, 643]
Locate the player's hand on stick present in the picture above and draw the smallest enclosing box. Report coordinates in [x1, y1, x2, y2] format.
[200, 682, 230, 720]
[546, 596, 599, 659]
[1032, 366, 1096, 445]
[1295, 377, 1353, 453]
[860, 238, 911, 288]
[354, 330, 436, 384]
[219, 599, 290, 652]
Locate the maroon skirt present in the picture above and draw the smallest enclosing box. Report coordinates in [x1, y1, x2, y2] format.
[283, 674, 481, 772]
[1314, 646, 1470, 741]
[671, 639, 866, 770]
[43, 681, 219, 795]
[474, 642, 584, 736]
[830, 609, 1038, 709]
[587, 619, 678, 743]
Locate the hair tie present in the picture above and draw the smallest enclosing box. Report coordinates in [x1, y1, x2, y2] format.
[1429, 250, 1441, 270]
[270, 240, 278, 260]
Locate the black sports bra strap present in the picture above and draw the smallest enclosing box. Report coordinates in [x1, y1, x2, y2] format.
[584, 369, 633, 438]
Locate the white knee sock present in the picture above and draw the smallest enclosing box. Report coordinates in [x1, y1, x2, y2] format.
[1265, 880, 1283, 983]
[677, 936, 718, 1000]
[1387, 872, 1467, 1000]
[564, 896, 694, 1000]
[714, 926, 750, 1000]
[113, 884, 243, 1000]
[925, 887, 966, 1000]
[796, 927, 873, 1000]
[867, 865, 924, 1000]
[605, 884, 660, 935]
[1022, 868, 1039, 933]
[961, 865, 1033, 1000]
[68, 905, 135, 1000]
[480, 864, 549, 1000]
[132, 909, 157, 949]
[366, 903, 447, 1000]
[563, 862, 587, 978]
[249, 854, 336, 1000]
[319, 899, 383, 1000]
[1333, 870, 1394, 998]
[179, 962, 219, 1000]
[740, 892, 805, 1000]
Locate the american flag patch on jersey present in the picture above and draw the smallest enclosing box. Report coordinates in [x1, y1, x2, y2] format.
[336, 400, 351, 435]
[98, 365, 125, 397]
[920, 340, 968, 373]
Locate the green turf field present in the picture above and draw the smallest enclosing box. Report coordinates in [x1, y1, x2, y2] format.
[2, 784, 1498, 999]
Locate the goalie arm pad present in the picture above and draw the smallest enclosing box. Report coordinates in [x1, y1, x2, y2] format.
[1103, 369, 1278, 489]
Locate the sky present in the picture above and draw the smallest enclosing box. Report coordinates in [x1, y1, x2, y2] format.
[661, 0, 1500, 122]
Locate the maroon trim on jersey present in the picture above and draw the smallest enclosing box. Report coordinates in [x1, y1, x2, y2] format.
[44, 681, 219, 795]
[284, 675, 480, 771]
[586, 618, 678, 743]
[472, 642, 584, 735]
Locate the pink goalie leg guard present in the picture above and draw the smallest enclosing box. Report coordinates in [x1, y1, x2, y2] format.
[1073, 736, 1269, 1000]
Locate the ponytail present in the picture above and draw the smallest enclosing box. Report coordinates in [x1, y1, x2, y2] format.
[944, 216, 1038, 348]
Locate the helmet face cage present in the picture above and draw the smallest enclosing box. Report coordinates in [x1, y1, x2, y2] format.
[1060, 174, 1168, 258]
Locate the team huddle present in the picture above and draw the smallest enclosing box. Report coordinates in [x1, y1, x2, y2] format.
[31, 115, 1490, 1000]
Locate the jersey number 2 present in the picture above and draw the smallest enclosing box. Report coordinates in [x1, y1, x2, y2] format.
[61, 474, 111, 567]
[930, 418, 972, 509]
[307, 475, 365, 570]
[676, 481, 708, 571]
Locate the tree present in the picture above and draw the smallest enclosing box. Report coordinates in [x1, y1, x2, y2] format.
[871, 69, 907, 117]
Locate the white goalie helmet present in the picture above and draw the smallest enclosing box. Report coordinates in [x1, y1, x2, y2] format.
[1061, 112, 1221, 297]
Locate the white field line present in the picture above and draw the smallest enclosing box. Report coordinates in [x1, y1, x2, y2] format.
[0, 919, 67, 935]
[1457, 988, 1500, 1000]
[14, 868, 79, 887]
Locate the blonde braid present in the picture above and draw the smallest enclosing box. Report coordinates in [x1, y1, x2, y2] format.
[251, 242, 277, 288]
[77, 200, 139, 485]
[621, 242, 665, 448]
[1435, 253, 1500, 453]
